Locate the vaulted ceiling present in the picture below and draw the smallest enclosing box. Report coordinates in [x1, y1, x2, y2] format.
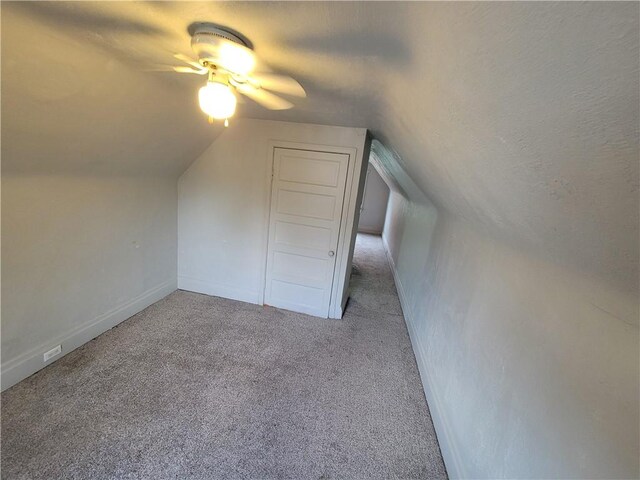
[2, 2, 638, 291]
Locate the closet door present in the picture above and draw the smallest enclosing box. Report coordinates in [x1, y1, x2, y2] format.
[264, 147, 350, 317]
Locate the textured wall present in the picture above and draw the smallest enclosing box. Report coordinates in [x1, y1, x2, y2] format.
[377, 141, 639, 479]
[1, 4, 203, 388]
[1, 175, 178, 388]
[1, 3, 220, 177]
[372, 2, 639, 297]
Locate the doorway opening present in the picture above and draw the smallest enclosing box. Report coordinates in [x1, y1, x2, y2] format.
[341, 161, 395, 315]
[358, 164, 390, 236]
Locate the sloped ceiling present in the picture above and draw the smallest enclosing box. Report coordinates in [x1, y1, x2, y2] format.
[2, 2, 638, 290]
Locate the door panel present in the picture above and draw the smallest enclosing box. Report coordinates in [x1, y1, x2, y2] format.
[264, 148, 350, 317]
[274, 222, 332, 251]
[273, 252, 327, 282]
[269, 280, 325, 311]
[279, 156, 341, 186]
[277, 190, 336, 220]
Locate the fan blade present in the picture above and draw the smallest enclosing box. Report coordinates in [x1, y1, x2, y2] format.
[250, 74, 306, 98]
[173, 66, 208, 75]
[142, 65, 206, 75]
[174, 53, 203, 70]
[142, 65, 178, 72]
[236, 84, 294, 110]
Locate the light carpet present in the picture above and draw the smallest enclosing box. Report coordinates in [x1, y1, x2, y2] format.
[1, 234, 446, 479]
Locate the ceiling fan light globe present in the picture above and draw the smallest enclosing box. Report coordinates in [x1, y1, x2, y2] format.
[198, 82, 237, 120]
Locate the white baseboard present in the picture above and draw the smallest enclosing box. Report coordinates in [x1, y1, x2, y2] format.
[177, 275, 261, 305]
[1, 280, 176, 392]
[381, 234, 465, 479]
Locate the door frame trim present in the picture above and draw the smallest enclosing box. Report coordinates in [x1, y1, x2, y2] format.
[260, 140, 359, 318]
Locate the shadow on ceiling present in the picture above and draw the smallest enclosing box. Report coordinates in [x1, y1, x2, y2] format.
[286, 31, 412, 68]
[9, 2, 169, 37]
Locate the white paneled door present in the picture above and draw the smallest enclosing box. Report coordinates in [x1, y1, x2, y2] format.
[264, 147, 350, 317]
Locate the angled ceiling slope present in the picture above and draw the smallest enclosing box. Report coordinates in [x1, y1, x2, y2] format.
[2, 2, 638, 291]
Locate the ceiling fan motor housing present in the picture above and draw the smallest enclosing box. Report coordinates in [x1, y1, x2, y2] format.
[190, 24, 252, 67]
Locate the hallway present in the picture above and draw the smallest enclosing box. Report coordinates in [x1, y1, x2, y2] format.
[1, 234, 446, 479]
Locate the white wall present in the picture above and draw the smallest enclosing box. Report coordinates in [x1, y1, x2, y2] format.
[1, 2, 214, 391]
[358, 165, 389, 235]
[1, 175, 178, 390]
[374, 142, 639, 479]
[178, 119, 367, 311]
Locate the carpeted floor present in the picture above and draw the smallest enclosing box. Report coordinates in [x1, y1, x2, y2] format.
[1, 234, 447, 479]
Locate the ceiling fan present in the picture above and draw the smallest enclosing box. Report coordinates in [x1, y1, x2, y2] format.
[169, 22, 306, 126]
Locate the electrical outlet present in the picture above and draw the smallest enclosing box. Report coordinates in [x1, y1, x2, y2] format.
[43, 345, 61, 362]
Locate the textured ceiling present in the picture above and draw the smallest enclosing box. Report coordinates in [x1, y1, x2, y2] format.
[2, 2, 638, 291]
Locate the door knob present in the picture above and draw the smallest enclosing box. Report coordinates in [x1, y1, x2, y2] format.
[328, 250, 335, 257]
